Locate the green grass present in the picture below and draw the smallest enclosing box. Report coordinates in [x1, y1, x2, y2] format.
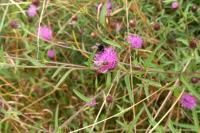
[0, 0, 200, 132]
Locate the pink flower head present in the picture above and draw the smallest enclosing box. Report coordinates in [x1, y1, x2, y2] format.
[27, 4, 37, 17]
[126, 34, 143, 49]
[94, 47, 117, 73]
[171, 1, 179, 10]
[180, 93, 197, 110]
[85, 98, 96, 107]
[38, 26, 52, 41]
[47, 50, 55, 58]
[106, 0, 112, 16]
[111, 22, 122, 32]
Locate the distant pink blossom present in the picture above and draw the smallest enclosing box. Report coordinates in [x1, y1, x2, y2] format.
[94, 47, 117, 73]
[85, 98, 96, 107]
[106, 0, 112, 16]
[27, 4, 37, 17]
[171, 1, 179, 10]
[180, 93, 197, 110]
[47, 50, 55, 58]
[37, 26, 52, 41]
[126, 34, 143, 49]
[111, 22, 122, 32]
[96, 0, 112, 16]
[10, 21, 19, 29]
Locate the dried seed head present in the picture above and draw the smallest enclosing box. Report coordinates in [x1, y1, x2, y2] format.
[10, 21, 19, 29]
[129, 19, 136, 28]
[32, 0, 40, 7]
[153, 23, 160, 31]
[90, 32, 97, 38]
[72, 14, 77, 21]
[191, 77, 199, 84]
[191, 5, 198, 12]
[189, 39, 197, 49]
[106, 95, 113, 103]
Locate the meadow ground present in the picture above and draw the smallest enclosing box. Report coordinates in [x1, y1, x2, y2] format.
[0, 0, 200, 132]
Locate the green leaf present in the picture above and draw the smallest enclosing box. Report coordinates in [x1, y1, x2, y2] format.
[144, 103, 163, 132]
[176, 38, 188, 46]
[73, 89, 90, 102]
[167, 119, 179, 133]
[54, 105, 59, 132]
[102, 38, 121, 48]
[52, 65, 66, 79]
[192, 109, 199, 132]
[106, 72, 112, 87]
[124, 75, 134, 103]
[99, 2, 107, 27]
[128, 106, 145, 133]
[139, 78, 162, 88]
[56, 69, 74, 87]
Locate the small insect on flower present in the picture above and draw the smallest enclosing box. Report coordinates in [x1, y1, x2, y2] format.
[97, 44, 105, 52]
[94, 46, 117, 73]
[180, 93, 197, 110]
[37, 26, 52, 41]
[27, 4, 37, 17]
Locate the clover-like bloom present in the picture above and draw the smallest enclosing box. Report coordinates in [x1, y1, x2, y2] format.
[47, 50, 55, 58]
[27, 4, 37, 17]
[106, 0, 112, 16]
[85, 98, 96, 107]
[171, 1, 179, 10]
[126, 34, 143, 49]
[37, 26, 52, 41]
[94, 47, 117, 73]
[180, 93, 197, 110]
[111, 22, 122, 32]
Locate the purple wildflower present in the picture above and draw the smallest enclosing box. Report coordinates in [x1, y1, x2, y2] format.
[94, 47, 117, 73]
[38, 26, 52, 41]
[171, 1, 179, 10]
[126, 34, 143, 49]
[86, 98, 96, 107]
[27, 4, 37, 17]
[47, 50, 55, 58]
[106, 0, 112, 16]
[180, 93, 197, 110]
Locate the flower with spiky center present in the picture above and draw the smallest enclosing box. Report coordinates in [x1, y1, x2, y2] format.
[180, 93, 197, 110]
[171, 1, 179, 10]
[126, 34, 143, 49]
[37, 26, 52, 41]
[47, 50, 55, 58]
[94, 47, 117, 73]
[27, 4, 37, 17]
